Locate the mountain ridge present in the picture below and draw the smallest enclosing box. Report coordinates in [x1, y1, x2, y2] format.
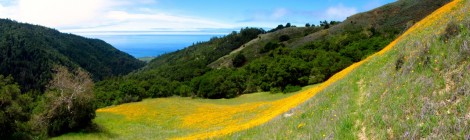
[0, 19, 145, 92]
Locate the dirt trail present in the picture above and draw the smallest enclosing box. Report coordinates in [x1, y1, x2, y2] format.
[356, 79, 368, 140]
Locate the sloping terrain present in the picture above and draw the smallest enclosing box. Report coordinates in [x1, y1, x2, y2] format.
[209, 0, 451, 69]
[53, 86, 314, 139]
[224, 0, 470, 139]
[0, 19, 145, 92]
[93, 0, 452, 107]
[56, 0, 469, 139]
[208, 27, 321, 68]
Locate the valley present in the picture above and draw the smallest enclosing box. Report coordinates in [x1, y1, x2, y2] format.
[0, 0, 468, 139]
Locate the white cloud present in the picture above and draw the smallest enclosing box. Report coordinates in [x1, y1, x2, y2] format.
[15, 0, 113, 28]
[271, 8, 288, 19]
[326, 4, 358, 20]
[0, 0, 234, 34]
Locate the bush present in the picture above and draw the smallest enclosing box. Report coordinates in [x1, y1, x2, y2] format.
[34, 66, 96, 136]
[0, 75, 33, 139]
[441, 21, 460, 42]
[269, 87, 282, 94]
[283, 85, 302, 93]
[279, 35, 290, 42]
[233, 53, 246, 67]
[261, 42, 282, 53]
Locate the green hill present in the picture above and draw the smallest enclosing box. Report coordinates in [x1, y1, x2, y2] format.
[0, 19, 145, 92]
[223, 0, 470, 139]
[209, 0, 451, 69]
[93, 0, 451, 107]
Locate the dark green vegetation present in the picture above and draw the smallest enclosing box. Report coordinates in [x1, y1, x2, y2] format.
[94, 28, 265, 104]
[0, 67, 96, 139]
[94, 0, 451, 107]
[0, 19, 145, 92]
[0, 19, 144, 138]
[0, 75, 31, 139]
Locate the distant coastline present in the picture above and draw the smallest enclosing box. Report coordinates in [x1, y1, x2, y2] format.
[87, 34, 219, 58]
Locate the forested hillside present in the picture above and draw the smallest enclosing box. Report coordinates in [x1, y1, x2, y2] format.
[0, 19, 146, 138]
[0, 19, 145, 92]
[210, 0, 452, 68]
[93, 0, 451, 107]
[94, 28, 266, 106]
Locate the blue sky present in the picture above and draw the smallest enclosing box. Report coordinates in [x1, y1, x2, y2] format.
[0, 0, 396, 35]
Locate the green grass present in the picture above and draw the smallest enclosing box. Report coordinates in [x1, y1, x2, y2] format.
[52, 85, 316, 140]
[223, 1, 470, 139]
[138, 57, 156, 63]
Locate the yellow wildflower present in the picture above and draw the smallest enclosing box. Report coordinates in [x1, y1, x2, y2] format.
[297, 123, 306, 129]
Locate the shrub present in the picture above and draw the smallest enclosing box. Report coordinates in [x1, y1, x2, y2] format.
[0, 75, 33, 139]
[395, 56, 405, 71]
[34, 66, 96, 136]
[283, 85, 302, 93]
[279, 35, 290, 42]
[441, 21, 460, 42]
[305, 23, 311, 27]
[269, 87, 282, 94]
[233, 53, 246, 67]
[261, 42, 281, 53]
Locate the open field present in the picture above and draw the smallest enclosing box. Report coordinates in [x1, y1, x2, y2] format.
[54, 85, 318, 139]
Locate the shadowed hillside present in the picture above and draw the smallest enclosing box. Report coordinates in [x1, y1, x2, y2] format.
[0, 19, 145, 92]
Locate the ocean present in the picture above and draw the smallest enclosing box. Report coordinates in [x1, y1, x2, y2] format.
[86, 35, 219, 58]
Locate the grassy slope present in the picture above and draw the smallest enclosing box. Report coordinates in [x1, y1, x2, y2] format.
[138, 57, 156, 63]
[224, 0, 470, 139]
[208, 27, 320, 68]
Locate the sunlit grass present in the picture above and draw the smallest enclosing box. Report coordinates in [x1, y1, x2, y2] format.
[52, 85, 314, 140]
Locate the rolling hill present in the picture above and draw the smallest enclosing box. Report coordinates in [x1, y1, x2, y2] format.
[224, 0, 470, 139]
[0, 19, 145, 92]
[209, 0, 451, 69]
[55, 0, 469, 139]
[93, 0, 451, 107]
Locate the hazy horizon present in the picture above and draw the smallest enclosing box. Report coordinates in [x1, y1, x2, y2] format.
[88, 34, 219, 58]
[0, 0, 396, 35]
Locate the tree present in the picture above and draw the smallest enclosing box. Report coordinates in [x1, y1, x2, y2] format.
[286, 23, 292, 28]
[279, 35, 290, 42]
[330, 21, 341, 25]
[320, 20, 330, 29]
[233, 53, 246, 67]
[0, 75, 33, 139]
[35, 66, 95, 136]
[305, 23, 311, 27]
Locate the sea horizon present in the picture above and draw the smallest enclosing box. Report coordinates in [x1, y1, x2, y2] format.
[86, 34, 223, 58]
